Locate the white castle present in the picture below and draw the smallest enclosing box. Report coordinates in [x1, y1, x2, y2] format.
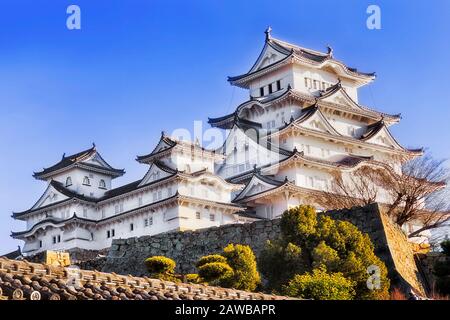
[12, 29, 424, 255]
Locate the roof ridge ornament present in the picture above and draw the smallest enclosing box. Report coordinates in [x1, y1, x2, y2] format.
[264, 26, 272, 41]
[326, 44, 334, 58]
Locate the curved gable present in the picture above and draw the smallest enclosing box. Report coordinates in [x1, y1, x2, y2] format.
[139, 162, 175, 186]
[30, 183, 70, 211]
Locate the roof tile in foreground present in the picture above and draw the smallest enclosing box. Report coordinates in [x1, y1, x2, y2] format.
[0, 257, 294, 300]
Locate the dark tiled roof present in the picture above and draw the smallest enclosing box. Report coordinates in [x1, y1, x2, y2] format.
[319, 82, 401, 120]
[269, 37, 375, 78]
[51, 180, 99, 202]
[233, 170, 286, 202]
[228, 35, 375, 86]
[33, 145, 125, 179]
[0, 247, 22, 260]
[208, 113, 263, 130]
[11, 215, 96, 237]
[0, 257, 293, 300]
[136, 135, 177, 163]
[136, 135, 220, 164]
[360, 120, 386, 141]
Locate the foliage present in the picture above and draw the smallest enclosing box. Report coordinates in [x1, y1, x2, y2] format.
[198, 262, 234, 285]
[434, 260, 450, 277]
[312, 154, 450, 238]
[283, 268, 355, 300]
[196, 254, 228, 268]
[434, 249, 450, 296]
[441, 239, 450, 256]
[221, 244, 261, 291]
[144, 256, 179, 282]
[259, 241, 304, 290]
[260, 205, 390, 300]
[195, 244, 261, 291]
[185, 274, 200, 284]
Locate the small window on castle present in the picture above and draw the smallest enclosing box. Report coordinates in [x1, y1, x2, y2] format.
[313, 80, 319, 90]
[259, 87, 264, 97]
[52, 236, 57, 244]
[99, 179, 106, 189]
[196, 212, 201, 219]
[130, 223, 134, 231]
[39, 240, 42, 248]
[107, 230, 111, 238]
[149, 216, 153, 225]
[65, 177, 72, 187]
[144, 218, 149, 227]
[101, 209, 105, 219]
[57, 235, 61, 243]
[268, 83, 273, 94]
[276, 80, 281, 91]
[83, 176, 91, 186]
[111, 229, 115, 237]
[209, 214, 215, 222]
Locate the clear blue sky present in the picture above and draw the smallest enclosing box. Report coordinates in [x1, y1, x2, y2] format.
[0, 0, 449, 253]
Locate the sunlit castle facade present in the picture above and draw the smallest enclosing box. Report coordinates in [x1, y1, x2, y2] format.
[210, 28, 422, 221]
[12, 29, 424, 255]
[12, 137, 253, 255]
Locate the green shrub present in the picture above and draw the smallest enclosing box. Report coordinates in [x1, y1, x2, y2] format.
[196, 254, 228, 268]
[185, 274, 200, 284]
[433, 260, 450, 277]
[441, 240, 450, 256]
[283, 268, 355, 300]
[145, 256, 176, 274]
[260, 205, 390, 300]
[259, 241, 305, 291]
[195, 244, 261, 291]
[198, 262, 234, 283]
[144, 256, 179, 282]
[312, 241, 339, 270]
[222, 244, 261, 291]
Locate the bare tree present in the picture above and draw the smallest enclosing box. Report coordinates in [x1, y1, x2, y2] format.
[312, 166, 387, 210]
[313, 154, 450, 238]
[382, 154, 450, 238]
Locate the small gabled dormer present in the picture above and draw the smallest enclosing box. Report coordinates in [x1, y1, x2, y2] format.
[32, 144, 125, 198]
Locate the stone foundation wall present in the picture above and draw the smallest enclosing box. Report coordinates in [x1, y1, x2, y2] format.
[103, 220, 280, 275]
[103, 203, 426, 295]
[325, 203, 426, 296]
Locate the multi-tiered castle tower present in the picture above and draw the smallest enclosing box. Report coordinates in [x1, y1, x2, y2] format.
[210, 28, 422, 218]
[12, 29, 423, 255]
